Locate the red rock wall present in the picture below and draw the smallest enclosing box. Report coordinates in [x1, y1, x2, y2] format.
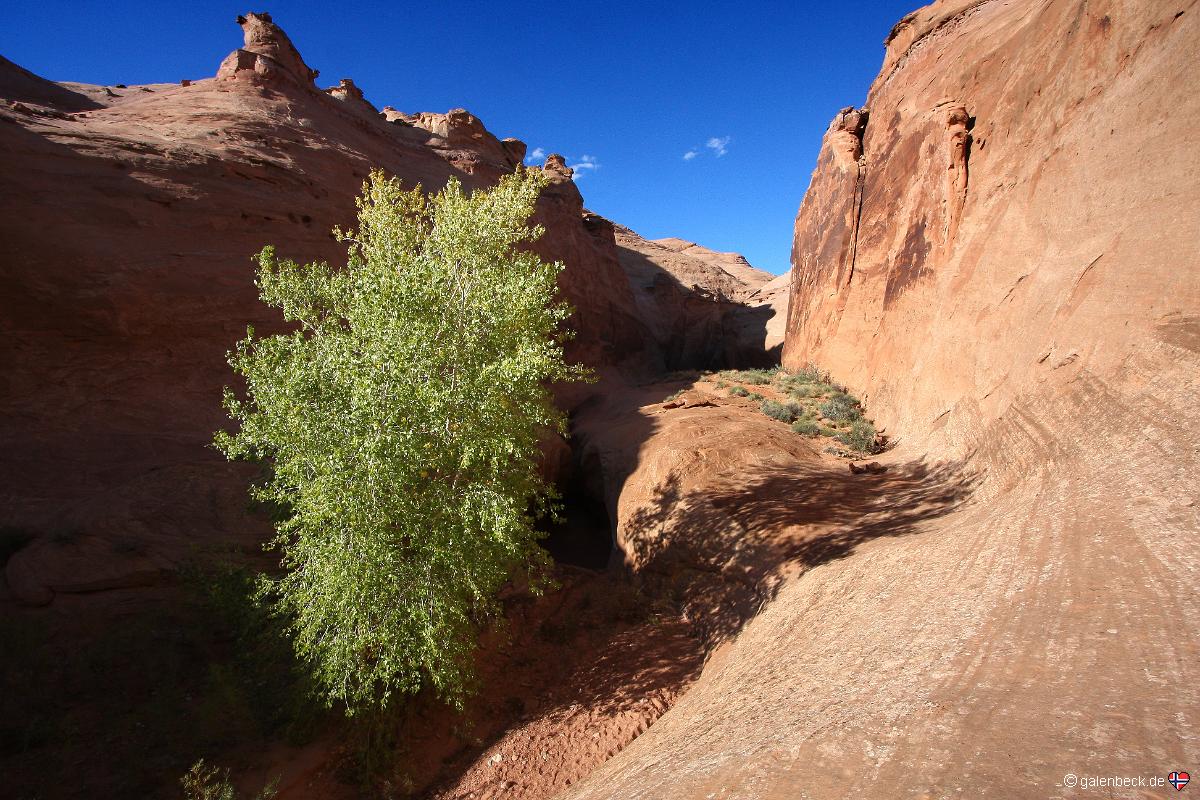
[558, 3, 1198, 797]
[783, 0, 1199, 462]
[612, 225, 784, 370]
[0, 13, 646, 603]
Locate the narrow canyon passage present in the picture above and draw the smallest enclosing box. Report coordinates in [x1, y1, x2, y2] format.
[371, 372, 939, 800]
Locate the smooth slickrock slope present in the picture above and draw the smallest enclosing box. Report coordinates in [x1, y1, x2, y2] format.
[741, 270, 790, 359]
[0, 12, 654, 605]
[639, 236, 774, 302]
[565, 1, 1200, 798]
[612, 226, 788, 368]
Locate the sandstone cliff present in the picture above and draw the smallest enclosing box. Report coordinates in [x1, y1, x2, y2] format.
[783, 0, 1198, 458]
[0, 12, 654, 605]
[612, 225, 787, 369]
[564, 1, 1200, 797]
[4, 4, 1196, 798]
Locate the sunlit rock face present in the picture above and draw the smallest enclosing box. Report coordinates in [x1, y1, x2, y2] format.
[561, 2, 1200, 798]
[784, 0, 1198, 459]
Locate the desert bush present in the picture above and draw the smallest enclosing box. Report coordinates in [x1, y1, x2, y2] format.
[720, 368, 777, 385]
[792, 363, 830, 384]
[729, 385, 750, 397]
[761, 400, 805, 423]
[791, 419, 820, 436]
[774, 367, 837, 399]
[597, 581, 650, 624]
[819, 393, 863, 423]
[182, 561, 322, 745]
[537, 618, 574, 645]
[216, 169, 585, 714]
[760, 400, 791, 422]
[49, 526, 83, 546]
[786, 384, 822, 398]
[837, 420, 879, 453]
[748, 392, 764, 401]
[818, 425, 839, 437]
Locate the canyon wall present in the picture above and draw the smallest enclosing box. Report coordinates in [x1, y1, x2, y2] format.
[783, 0, 1199, 461]
[565, 1, 1199, 797]
[3, 4, 1196, 796]
[612, 225, 787, 369]
[0, 13, 656, 605]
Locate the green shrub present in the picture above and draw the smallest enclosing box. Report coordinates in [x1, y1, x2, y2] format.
[715, 380, 727, 388]
[793, 363, 830, 384]
[720, 368, 777, 385]
[791, 419, 820, 436]
[818, 425, 839, 437]
[819, 393, 863, 423]
[786, 384, 823, 398]
[761, 400, 806, 423]
[837, 420, 879, 453]
[215, 169, 585, 714]
[729, 386, 750, 397]
[748, 392, 764, 401]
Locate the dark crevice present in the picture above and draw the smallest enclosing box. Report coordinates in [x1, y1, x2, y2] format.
[539, 468, 616, 570]
[847, 110, 869, 287]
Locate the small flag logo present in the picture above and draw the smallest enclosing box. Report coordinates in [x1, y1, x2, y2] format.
[1168, 771, 1190, 791]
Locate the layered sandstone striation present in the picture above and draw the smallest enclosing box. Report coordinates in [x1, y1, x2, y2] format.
[613, 226, 788, 368]
[0, 12, 654, 606]
[642, 237, 774, 302]
[740, 270, 790, 356]
[565, 1, 1200, 797]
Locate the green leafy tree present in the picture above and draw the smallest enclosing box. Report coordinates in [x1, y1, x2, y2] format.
[181, 760, 277, 800]
[215, 169, 586, 714]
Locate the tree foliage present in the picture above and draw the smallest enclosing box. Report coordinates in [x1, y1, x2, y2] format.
[215, 169, 585, 714]
[181, 760, 277, 800]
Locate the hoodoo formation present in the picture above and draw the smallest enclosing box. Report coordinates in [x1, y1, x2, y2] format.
[1, 2, 1197, 799]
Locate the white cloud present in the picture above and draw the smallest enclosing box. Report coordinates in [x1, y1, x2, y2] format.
[521, 150, 600, 179]
[706, 136, 731, 157]
[569, 154, 600, 179]
[683, 137, 732, 162]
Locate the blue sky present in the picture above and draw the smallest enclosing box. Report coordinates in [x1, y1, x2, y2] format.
[2, 1, 917, 274]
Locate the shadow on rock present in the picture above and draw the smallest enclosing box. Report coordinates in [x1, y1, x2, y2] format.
[623, 458, 981, 650]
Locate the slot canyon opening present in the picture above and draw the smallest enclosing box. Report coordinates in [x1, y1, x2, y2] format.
[538, 463, 615, 570]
